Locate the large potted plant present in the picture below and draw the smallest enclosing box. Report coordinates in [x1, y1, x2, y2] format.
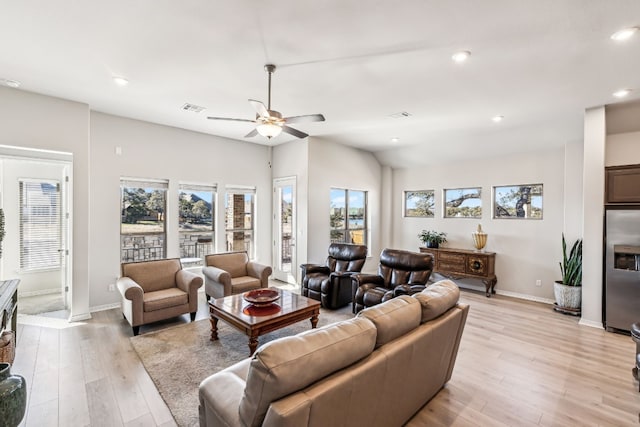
[554, 234, 582, 311]
[418, 230, 447, 249]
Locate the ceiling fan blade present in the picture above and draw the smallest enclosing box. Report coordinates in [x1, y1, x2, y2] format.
[244, 128, 259, 138]
[281, 125, 309, 139]
[207, 116, 255, 123]
[248, 99, 269, 118]
[283, 114, 326, 124]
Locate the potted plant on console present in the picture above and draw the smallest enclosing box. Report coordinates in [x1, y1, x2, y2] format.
[419, 230, 447, 249]
[554, 234, 582, 314]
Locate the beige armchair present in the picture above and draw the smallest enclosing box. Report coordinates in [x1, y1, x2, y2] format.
[117, 258, 203, 336]
[203, 251, 272, 300]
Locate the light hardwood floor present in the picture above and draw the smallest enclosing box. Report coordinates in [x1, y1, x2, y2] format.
[11, 288, 640, 427]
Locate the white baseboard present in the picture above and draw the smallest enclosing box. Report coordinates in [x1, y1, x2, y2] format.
[18, 288, 61, 298]
[579, 318, 604, 329]
[90, 302, 120, 313]
[456, 282, 555, 305]
[455, 282, 603, 329]
[69, 313, 92, 322]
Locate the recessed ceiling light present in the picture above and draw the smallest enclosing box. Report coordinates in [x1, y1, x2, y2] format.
[391, 137, 400, 143]
[611, 27, 638, 41]
[613, 89, 632, 98]
[492, 115, 504, 123]
[452, 51, 471, 63]
[113, 76, 129, 86]
[0, 78, 21, 88]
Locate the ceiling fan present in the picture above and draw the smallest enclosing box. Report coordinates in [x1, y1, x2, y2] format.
[207, 64, 325, 139]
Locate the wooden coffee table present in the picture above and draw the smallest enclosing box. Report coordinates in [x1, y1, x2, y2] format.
[209, 288, 321, 356]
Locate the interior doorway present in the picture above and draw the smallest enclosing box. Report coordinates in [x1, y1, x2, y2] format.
[272, 177, 296, 284]
[0, 148, 72, 317]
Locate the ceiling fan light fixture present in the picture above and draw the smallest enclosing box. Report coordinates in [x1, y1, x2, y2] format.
[256, 123, 282, 138]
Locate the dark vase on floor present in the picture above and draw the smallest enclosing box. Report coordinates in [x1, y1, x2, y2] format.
[425, 241, 439, 249]
[0, 362, 27, 427]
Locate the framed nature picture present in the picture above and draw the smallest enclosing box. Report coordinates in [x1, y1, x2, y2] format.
[404, 190, 435, 217]
[444, 187, 482, 218]
[493, 184, 543, 219]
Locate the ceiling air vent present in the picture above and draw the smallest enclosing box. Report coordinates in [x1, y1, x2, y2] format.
[182, 103, 206, 113]
[388, 111, 412, 119]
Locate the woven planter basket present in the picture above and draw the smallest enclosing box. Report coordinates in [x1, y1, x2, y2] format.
[0, 331, 15, 364]
[553, 281, 581, 310]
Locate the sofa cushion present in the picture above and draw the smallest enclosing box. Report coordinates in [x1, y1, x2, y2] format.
[412, 279, 460, 323]
[143, 288, 188, 312]
[239, 316, 376, 427]
[357, 295, 421, 347]
[121, 258, 181, 292]
[230, 276, 262, 293]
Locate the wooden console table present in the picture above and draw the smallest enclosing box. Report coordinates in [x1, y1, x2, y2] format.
[419, 247, 497, 297]
[1, 279, 19, 338]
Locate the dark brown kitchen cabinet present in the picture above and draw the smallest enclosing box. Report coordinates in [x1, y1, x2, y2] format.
[606, 165, 640, 204]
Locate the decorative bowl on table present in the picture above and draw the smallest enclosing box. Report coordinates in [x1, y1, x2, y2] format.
[243, 289, 280, 307]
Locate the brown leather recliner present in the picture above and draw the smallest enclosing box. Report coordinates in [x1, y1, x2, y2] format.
[301, 243, 367, 309]
[352, 248, 433, 313]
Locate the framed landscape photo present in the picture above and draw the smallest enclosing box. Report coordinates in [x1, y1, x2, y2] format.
[404, 190, 435, 217]
[493, 184, 543, 219]
[444, 187, 482, 218]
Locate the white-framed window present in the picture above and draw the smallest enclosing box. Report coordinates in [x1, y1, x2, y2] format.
[179, 183, 216, 264]
[120, 178, 168, 262]
[19, 179, 62, 270]
[330, 188, 368, 247]
[225, 186, 255, 258]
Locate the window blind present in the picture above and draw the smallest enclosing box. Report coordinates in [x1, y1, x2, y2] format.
[120, 177, 169, 189]
[225, 185, 255, 195]
[179, 182, 217, 193]
[19, 179, 62, 270]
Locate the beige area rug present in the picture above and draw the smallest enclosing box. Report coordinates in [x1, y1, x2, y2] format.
[130, 306, 353, 427]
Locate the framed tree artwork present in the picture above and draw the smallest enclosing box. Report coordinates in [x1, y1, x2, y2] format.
[444, 187, 482, 218]
[493, 184, 543, 219]
[404, 190, 435, 217]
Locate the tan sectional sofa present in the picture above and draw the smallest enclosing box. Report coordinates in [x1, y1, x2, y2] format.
[199, 279, 469, 427]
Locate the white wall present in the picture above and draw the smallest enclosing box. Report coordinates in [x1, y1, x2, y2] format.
[306, 139, 382, 272]
[392, 148, 566, 301]
[0, 87, 91, 320]
[272, 140, 309, 282]
[89, 112, 272, 309]
[581, 107, 606, 327]
[563, 141, 584, 242]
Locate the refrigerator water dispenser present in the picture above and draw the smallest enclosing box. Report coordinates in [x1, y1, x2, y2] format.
[613, 245, 640, 271]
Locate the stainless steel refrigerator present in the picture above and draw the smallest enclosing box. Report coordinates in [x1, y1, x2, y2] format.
[605, 209, 640, 332]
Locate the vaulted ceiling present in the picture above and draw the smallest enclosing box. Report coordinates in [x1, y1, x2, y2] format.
[1, 1, 639, 167]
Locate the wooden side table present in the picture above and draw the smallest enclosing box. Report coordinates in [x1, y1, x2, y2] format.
[419, 247, 497, 297]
